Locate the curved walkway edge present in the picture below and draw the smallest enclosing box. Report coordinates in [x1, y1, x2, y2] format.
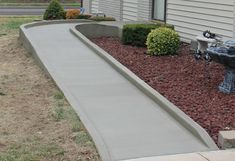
[19, 20, 218, 161]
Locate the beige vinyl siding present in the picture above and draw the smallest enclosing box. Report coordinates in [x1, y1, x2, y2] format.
[91, 0, 99, 13]
[137, 0, 152, 20]
[86, 0, 152, 21]
[123, 0, 138, 21]
[99, 0, 121, 20]
[167, 0, 235, 42]
[83, 0, 91, 13]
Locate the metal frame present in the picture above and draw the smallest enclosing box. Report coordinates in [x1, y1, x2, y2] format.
[152, 0, 167, 22]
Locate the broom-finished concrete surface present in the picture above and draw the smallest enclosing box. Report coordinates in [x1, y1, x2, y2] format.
[20, 21, 218, 161]
[121, 149, 235, 161]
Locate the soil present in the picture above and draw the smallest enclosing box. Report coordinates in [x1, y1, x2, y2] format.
[0, 35, 100, 160]
[92, 37, 235, 144]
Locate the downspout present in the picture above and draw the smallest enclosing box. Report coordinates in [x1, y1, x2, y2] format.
[81, 0, 83, 7]
[120, 0, 123, 21]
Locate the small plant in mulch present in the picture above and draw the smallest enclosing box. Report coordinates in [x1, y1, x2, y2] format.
[88, 16, 116, 22]
[43, 0, 66, 20]
[76, 14, 92, 19]
[146, 27, 180, 55]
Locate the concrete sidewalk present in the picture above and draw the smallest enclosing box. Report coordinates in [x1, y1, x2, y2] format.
[20, 22, 218, 161]
[122, 149, 235, 161]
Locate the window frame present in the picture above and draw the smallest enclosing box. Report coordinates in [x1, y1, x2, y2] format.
[152, 0, 167, 22]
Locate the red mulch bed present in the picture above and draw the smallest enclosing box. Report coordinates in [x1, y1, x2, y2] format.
[91, 37, 235, 144]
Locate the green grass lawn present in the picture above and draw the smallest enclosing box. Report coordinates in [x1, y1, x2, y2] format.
[0, 16, 42, 36]
[0, 16, 100, 160]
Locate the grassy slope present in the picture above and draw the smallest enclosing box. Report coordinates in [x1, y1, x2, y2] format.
[0, 17, 100, 160]
[0, 16, 41, 36]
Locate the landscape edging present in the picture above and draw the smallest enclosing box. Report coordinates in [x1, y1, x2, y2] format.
[19, 21, 219, 161]
[70, 24, 218, 150]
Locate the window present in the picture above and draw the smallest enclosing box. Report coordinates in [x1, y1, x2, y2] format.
[153, 0, 166, 21]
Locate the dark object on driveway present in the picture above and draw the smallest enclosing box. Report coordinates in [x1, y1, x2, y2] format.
[206, 39, 235, 93]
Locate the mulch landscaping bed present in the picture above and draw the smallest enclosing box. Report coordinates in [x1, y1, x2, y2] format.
[91, 37, 235, 144]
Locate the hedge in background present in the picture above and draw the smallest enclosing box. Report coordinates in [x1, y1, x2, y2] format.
[122, 23, 174, 47]
[76, 14, 92, 19]
[43, 0, 66, 20]
[88, 16, 116, 21]
[146, 27, 180, 56]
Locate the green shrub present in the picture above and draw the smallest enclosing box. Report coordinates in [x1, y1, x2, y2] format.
[122, 23, 174, 47]
[146, 27, 180, 56]
[88, 16, 116, 21]
[43, 0, 66, 20]
[151, 20, 174, 30]
[76, 14, 92, 19]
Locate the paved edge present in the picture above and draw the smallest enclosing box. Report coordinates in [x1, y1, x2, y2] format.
[23, 19, 93, 29]
[121, 149, 235, 161]
[19, 20, 218, 161]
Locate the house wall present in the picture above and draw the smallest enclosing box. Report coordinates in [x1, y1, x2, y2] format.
[166, 0, 235, 42]
[122, 0, 138, 21]
[99, 0, 122, 21]
[91, 0, 99, 13]
[83, 0, 91, 13]
[137, 0, 152, 20]
[84, 0, 152, 21]
[84, 0, 235, 43]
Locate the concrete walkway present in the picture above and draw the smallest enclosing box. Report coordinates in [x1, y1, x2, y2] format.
[122, 149, 235, 161]
[20, 22, 218, 161]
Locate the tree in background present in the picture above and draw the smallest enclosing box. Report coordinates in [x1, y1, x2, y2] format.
[43, 0, 66, 20]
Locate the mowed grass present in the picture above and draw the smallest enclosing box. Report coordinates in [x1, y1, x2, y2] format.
[0, 16, 42, 36]
[0, 90, 99, 160]
[0, 137, 65, 160]
[0, 17, 100, 160]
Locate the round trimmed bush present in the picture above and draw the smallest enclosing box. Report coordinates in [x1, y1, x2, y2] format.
[43, 0, 66, 20]
[146, 27, 180, 55]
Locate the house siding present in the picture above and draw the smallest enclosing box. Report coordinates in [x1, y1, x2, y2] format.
[84, 0, 235, 43]
[123, 0, 138, 21]
[137, 0, 152, 21]
[91, 0, 99, 13]
[83, 0, 91, 13]
[99, 0, 122, 20]
[166, 0, 235, 42]
[85, 0, 152, 21]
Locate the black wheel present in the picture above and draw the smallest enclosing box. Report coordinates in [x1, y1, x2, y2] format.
[194, 49, 202, 60]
